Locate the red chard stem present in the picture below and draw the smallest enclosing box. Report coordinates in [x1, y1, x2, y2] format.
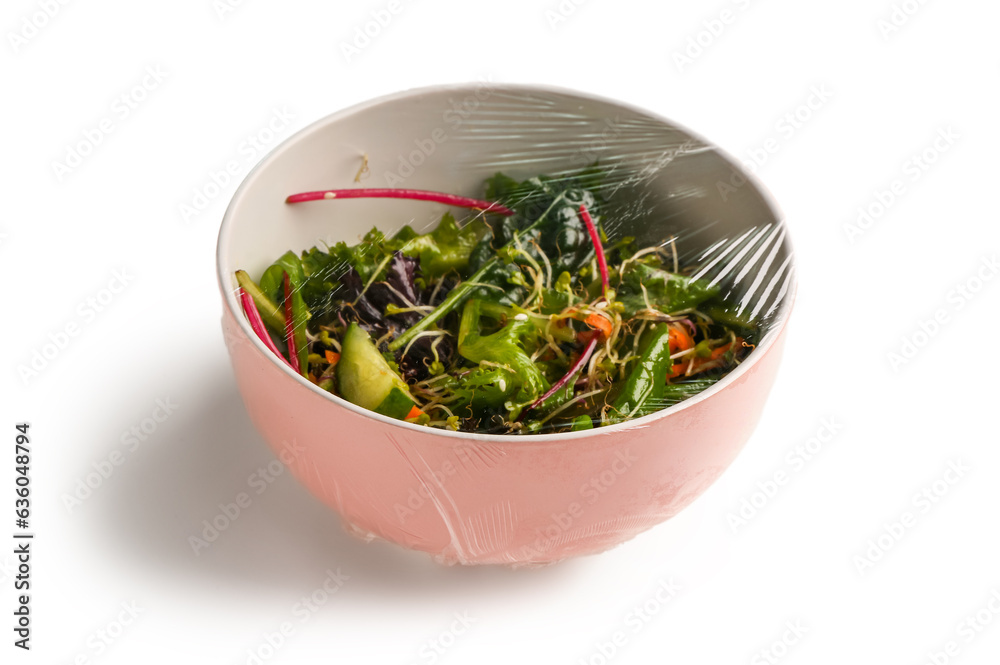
[579, 204, 609, 297]
[521, 336, 600, 419]
[285, 188, 514, 216]
[239, 286, 293, 368]
[282, 272, 301, 374]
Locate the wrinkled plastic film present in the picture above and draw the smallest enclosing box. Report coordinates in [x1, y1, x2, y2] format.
[219, 85, 794, 565]
[439, 89, 793, 333]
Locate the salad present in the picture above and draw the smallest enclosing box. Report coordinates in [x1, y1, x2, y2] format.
[235, 168, 757, 434]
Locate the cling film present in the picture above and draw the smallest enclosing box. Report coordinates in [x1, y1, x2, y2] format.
[219, 84, 794, 564]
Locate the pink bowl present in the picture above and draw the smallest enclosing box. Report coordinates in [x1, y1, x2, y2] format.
[217, 84, 795, 565]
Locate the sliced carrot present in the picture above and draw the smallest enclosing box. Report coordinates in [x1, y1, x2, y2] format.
[708, 337, 743, 361]
[325, 350, 340, 365]
[584, 312, 613, 339]
[405, 405, 424, 420]
[668, 337, 744, 380]
[668, 325, 694, 353]
[668, 359, 692, 379]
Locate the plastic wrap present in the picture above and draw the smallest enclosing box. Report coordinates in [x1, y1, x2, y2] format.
[217, 84, 794, 565]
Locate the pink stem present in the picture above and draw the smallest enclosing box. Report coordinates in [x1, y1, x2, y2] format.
[282, 272, 301, 374]
[285, 188, 514, 216]
[239, 287, 293, 368]
[579, 204, 608, 297]
[521, 336, 599, 419]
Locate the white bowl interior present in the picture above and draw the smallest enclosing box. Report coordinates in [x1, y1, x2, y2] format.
[218, 84, 794, 425]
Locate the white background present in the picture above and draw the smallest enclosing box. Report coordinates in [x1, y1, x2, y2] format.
[4, 0, 1000, 663]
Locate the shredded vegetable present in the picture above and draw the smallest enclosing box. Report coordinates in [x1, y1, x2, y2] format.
[236, 168, 758, 434]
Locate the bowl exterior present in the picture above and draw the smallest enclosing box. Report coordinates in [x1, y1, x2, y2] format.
[218, 83, 795, 565]
[222, 306, 787, 565]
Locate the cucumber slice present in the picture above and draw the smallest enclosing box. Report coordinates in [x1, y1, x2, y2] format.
[336, 323, 416, 420]
[374, 386, 418, 420]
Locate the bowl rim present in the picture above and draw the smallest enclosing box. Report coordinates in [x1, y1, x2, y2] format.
[217, 82, 796, 443]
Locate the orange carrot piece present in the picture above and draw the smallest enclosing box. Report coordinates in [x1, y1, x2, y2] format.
[584, 312, 613, 339]
[325, 350, 340, 365]
[668, 359, 692, 379]
[668, 337, 744, 380]
[668, 325, 694, 353]
[405, 405, 423, 420]
[708, 337, 743, 360]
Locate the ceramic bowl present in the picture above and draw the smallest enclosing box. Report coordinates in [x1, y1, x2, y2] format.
[217, 83, 795, 565]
